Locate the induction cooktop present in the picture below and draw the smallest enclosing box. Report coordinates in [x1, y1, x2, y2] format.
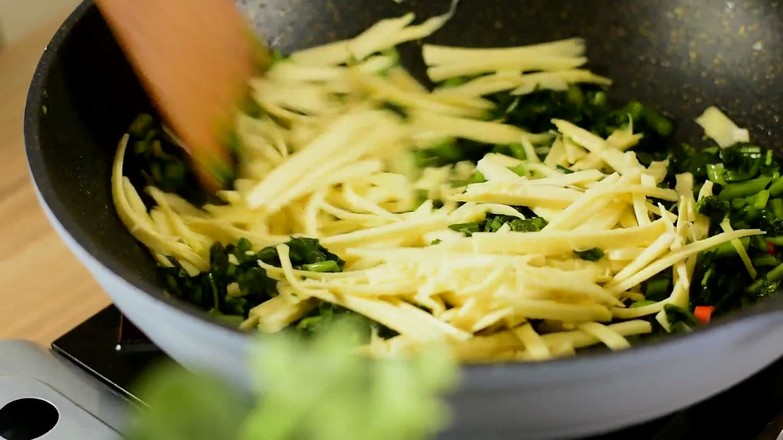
[43, 305, 783, 439]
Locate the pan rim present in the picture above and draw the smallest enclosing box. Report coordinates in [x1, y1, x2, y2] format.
[22, 0, 783, 378]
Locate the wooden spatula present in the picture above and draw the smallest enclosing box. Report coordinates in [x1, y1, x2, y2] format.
[95, 0, 268, 191]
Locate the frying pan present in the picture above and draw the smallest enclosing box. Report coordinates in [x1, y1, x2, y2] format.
[23, 0, 783, 438]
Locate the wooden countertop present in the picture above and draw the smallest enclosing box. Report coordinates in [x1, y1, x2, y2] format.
[0, 18, 111, 346]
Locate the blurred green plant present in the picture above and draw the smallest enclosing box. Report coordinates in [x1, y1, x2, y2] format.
[126, 321, 458, 440]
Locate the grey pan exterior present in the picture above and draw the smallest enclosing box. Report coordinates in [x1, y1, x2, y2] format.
[23, 0, 783, 438]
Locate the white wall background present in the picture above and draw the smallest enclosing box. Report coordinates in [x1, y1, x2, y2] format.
[0, 0, 80, 48]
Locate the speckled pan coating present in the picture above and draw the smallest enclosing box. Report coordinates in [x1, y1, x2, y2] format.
[241, 0, 783, 145]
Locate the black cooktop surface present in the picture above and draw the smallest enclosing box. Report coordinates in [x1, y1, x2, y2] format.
[52, 306, 783, 439]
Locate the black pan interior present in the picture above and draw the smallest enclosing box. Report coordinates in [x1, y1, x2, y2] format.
[24, 0, 783, 357]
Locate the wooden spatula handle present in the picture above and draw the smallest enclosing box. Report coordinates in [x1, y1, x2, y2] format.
[96, 0, 262, 190]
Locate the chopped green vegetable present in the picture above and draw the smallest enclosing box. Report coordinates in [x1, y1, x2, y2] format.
[769, 176, 783, 197]
[477, 214, 548, 233]
[644, 276, 671, 300]
[244, 97, 264, 119]
[163, 237, 345, 320]
[644, 108, 674, 137]
[381, 47, 401, 65]
[270, 48, 286, 64]
[760, 214, 783, 236]
[630, 300, 657, 308]
[451, 170, 486, 187]
[695, 196, 730, 224]
[565, 85, 585, 107]
[508, 164, 528, 177]
[710, 238, 749, 258]
[754, 190, 771, 209]
[770, 198, 783, 219]
[413, 141, 474, 168]
[448, 222, 481, 236]
[732, 198, 747, 210]
[124, 113, 207, 205]
[719, 144, 771, 181]
[588, 90, 608, 108]
[285, 237, 346, 270]
[128, 113, 155, 138]
[664, 304, 700, 333]
[752, 255, 779, 267]
[717, 177, 771, 200]
[224, 130, 243, 154]
[705, 163, 727, 185]
[163, 236, 387, 339]
[294, 302, 386, 339]
[556, 165, 574, 174]
[508, 143, 527, 160]
[767, 262, 783, 282]
[574, 248, 605, 261]
[438, 76, 472, 89]
[211, 160, 237, 189]
[302, 260, 341, 273]
[381, 101, 409, 120]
